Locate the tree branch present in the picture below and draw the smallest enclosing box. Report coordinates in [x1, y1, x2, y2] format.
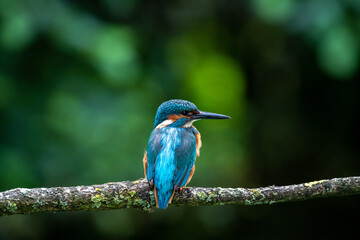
[1, 176, 359, 216]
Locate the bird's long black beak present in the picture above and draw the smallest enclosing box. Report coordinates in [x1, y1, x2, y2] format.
[192, 111, 231, 120]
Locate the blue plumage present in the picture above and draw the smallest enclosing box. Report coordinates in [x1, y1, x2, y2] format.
[146, 127, 197, 209]
[143, 99, 230, 209]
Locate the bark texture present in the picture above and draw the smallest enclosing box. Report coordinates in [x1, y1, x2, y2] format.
[1, 177, 359, 216]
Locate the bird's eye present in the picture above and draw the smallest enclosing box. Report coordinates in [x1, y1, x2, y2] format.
[182, 111, 191, 116]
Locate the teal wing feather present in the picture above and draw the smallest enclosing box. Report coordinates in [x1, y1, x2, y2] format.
[154, 127, 181, 208]
[146, 128, 162, 182]
[173, 128, 197, 188]
[148, 127, 197, 209]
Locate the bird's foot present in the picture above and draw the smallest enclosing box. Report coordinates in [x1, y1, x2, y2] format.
[174, 186, 185, 192]
[148, 179, 154, 189]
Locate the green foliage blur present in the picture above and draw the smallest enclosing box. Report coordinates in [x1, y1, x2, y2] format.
[0, 0, 359, 239]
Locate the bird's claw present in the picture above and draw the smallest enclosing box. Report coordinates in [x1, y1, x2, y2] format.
[148, 179, 154, 189]
[174, 186, 184, 192]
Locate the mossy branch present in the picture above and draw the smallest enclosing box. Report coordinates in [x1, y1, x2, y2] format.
[1, 176, 360, 216]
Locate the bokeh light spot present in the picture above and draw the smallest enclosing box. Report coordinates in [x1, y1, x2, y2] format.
[90, 26, 140, 86]
[0, 11, 34, 51]
[186, 53, 245, 120]
[252, 0, 295, 24]
[318, 23, 358, 79]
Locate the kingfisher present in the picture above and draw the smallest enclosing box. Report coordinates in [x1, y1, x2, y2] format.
[143, 99, 230, 209]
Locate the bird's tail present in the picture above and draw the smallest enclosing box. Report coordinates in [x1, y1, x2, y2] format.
[154, 148, 177, 209]
[154, 186, 175, 209]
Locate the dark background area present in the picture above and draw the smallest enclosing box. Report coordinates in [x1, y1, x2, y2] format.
[0, 0, 359, 239]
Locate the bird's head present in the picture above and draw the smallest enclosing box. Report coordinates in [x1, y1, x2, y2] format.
[153, 99, 230, 129]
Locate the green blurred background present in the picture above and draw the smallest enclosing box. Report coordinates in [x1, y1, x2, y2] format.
[0, 0, 359, 239]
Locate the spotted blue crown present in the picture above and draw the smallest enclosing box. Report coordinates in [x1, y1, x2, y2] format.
[154, 99, 198, 128]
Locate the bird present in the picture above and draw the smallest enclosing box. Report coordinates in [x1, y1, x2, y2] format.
[143, 99, 230, 209]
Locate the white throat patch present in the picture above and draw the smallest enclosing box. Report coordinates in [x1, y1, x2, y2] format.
[155, 119, 199, 129]
[155, 119, 174, 129]
[183, 119, 199, 128]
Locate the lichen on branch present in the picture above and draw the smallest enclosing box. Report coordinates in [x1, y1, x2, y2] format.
[1, 177, 360, 216]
